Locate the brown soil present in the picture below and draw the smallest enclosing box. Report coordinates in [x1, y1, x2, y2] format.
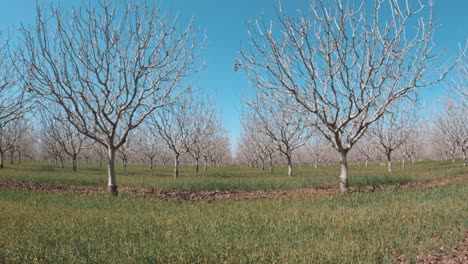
[0, 175, 466, 202]
[396, 231, 468, 264]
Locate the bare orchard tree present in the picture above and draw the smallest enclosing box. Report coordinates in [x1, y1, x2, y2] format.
[136, 128, 164, 170]
[14, 119, 36, 164]
[353, 135, 379, 168]
[399, 126, 424, 167]
[0, 37, 29, 130]
[0, 118, 28, 168]
[40, 129, 66, 168]
[187, 98, 220, 174]
[212, 133, 233, 167]
[116, 132, 139, 171]
[244, 94, 311, 177]
[434, 102, 468, 167]
[368, 102, 417, 175]
[431, 125, 458, 164]
[3, 117, 30, 165]
[305, 138, 330, 169]
[254, 133, 278, 173]
[452, 44, 468, 109]
[17, 1, 203, 195]
[149, 95, 198, 178]
[240, 0, 449, 192]
[92, 143, 106, 168]
[236, 133, 259, 167]
[240, 126, 267, 171]
[242, 118, 279, 173]
[39, 107, 91, 172]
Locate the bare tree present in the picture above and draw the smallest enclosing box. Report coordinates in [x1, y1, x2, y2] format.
[236, 133, 259, 167]
[0, 119, 28, 168]
[434, 102, 468, 167]
[17, 1, 203, 195]
[241, 118, 280, 173]
[92, 143, 106, 168]
[150, 95, 197, 178]
[255, 133, 278, 173]
[353, 135, 379, 168]
[368, 102, 417, 175]
[240, 0, 449, 192]
[136, 128, 164, 170]
[0, 37, 29, 130]
[15, 119, 37, 164]
[40, 130, 66, 168]
[240, 127, 267, 171]
[431, 127, 458, 164]
[400, 127, 424, 167]
[116, 132, 139, 171]
[210, 133, 232, 167]
[7, 118, 31, 165]
[303, 137, 337, 169]
[244, 94, 311, 176]
[39, 107, 91, 172]
[452, 44, 468, 109]
[186, 98, 221, 174]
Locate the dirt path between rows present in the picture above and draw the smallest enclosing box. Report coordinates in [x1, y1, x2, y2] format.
[1, 175, 467, 262]
[0, 175, 466, 202]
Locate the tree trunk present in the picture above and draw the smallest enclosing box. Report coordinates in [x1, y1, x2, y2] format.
[261, 159, 265, 171]
[10, 151, 14, 165]
[339, 150, 349, 193]
[365, 159, 368, 168]
[72, 153, 77, 172]
[387, 152, 392, 176]
[286, 154, 292, 177]
[269, 156, 273, 174]
[463, 152, 467, 168]
[402, 158, 406, 169]
[195, 157, 199, 174]
[174, 154, 180, 178]
[121, 159, 127, 171]
[60, 157, 64, 169]
[18, 151, 21, 163]
[203, 157, 208, 172]
[0, 152, 4, 169]
[149, 157, 154, 170]
[107, 147, 118, 196]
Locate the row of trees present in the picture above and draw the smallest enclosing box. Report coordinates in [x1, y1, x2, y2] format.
[237, 0, 466, 192]
[2, 104, 462, 176]
[0, 105, 232, 173]
[0, 1, 225, 195]
[0, 0, 466, 195]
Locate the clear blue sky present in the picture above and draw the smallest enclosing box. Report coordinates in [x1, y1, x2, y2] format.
[1, 1, 467, 149]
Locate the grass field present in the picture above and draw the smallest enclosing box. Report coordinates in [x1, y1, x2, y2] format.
[0, 161, 466, 263]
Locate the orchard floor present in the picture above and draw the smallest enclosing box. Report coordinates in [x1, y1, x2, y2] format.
[0, 161, 467, 263]
[0, 174, 467, 202]
[0, 160, 466, 191]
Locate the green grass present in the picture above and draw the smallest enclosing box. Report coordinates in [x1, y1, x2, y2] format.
[0, 161, 466, 262]
[0, 182, 466, 263]
[0, 160, 466, 191]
